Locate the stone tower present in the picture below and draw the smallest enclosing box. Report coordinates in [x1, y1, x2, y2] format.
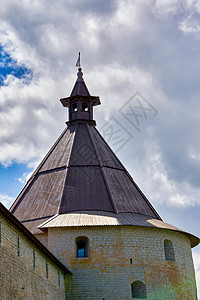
[10, 60, 199, 299]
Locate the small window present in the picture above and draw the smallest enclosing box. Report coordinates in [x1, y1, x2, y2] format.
[164, 239, 175, 261]
[82, 102, 88, 112]
[75, 236, 89, 258]
[72, 103, 78, 112]
[131, 281, 147, 298]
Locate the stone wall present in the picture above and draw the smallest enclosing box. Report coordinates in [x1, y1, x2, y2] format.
[35, 232, 48, 248]
[47, 225, 197, 300]
[0, 214, 65, 300]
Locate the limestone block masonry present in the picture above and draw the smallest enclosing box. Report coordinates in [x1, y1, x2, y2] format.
[0, 214, 66, 300]
[47, 226, 197, 300]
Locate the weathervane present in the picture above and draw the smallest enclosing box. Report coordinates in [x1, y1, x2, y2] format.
[76, 52, 81, 68]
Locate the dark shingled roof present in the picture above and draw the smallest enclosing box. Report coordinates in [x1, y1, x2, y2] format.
[10, 121, 161, 229]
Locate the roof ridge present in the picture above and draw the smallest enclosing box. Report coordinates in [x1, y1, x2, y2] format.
[91, 125, 162, 220]
[86, 123, 118, 213]
[33, 127, 69, 176]
[10, 126, 69, 213]
[58, 123, 78, 214]
[124, 170, 162, 220]
[92, 125, 127, 170]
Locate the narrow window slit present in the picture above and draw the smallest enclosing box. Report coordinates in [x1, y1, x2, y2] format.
[58, 270, 60, 286]
[33, 250, 36, 269]
[46, 262, 48, 279]
[17, 236, 20, 256]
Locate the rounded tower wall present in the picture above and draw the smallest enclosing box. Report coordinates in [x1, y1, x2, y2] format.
[47, 225, 197, 299]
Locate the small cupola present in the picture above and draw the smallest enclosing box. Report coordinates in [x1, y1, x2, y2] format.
[60, 53, 100, 125]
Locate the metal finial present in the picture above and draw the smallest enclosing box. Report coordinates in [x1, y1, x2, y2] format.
[75, 52, 81, 68]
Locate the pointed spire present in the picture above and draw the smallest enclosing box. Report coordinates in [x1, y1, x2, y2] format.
[70, 53, 90, 97]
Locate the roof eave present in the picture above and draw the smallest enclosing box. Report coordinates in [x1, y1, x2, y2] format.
[38, 212, 200, 249]
[60, 95, 100, 107]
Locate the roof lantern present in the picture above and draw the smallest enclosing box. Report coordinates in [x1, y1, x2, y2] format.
[60, 53, 100, 125]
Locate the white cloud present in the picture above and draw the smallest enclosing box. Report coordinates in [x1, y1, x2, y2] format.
[179, 13, 200, 33]
[0, 194, 15, 208]
[146, 151, 200, 207]
[154, 0, 183, 17]
[17, 171, 32, 184]
[126, 129, 200, 208]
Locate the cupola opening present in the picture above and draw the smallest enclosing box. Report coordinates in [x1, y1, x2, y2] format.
[82, 102, 88, 111]
[72, 103, 78, 112]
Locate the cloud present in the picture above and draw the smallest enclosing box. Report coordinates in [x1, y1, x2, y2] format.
[153, 0, 184, 17]
[124, 128, 200, 208]
[17, 171, 32, 185]
[179, 13, 200, 33]
[0, 193, 15, 208]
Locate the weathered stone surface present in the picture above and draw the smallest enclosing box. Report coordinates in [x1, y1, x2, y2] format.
[0, 214, 65, 300]
[47, 226, 197, 300]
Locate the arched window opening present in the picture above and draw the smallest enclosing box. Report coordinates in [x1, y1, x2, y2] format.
[82, 102, 88, 111]
[164, 239, 175, 261]
[75, 236, 89, 258]
[72, 103, 78, 112]
[131, 281, 147, 299]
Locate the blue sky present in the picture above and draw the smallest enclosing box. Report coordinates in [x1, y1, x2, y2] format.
[0, 163, 30, 198]
[0, 0, 200, 296]
[0, 46, 31, 86]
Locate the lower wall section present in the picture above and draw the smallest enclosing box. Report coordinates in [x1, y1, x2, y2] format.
[47, 226, 197, 300]
[0, 214, 65, 300]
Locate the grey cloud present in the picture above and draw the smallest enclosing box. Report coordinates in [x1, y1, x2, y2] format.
[68, 0, 117, 15]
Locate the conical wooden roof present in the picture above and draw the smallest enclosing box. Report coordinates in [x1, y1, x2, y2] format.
[10, 121, 161, 224]
[9, 66, 199, 248]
